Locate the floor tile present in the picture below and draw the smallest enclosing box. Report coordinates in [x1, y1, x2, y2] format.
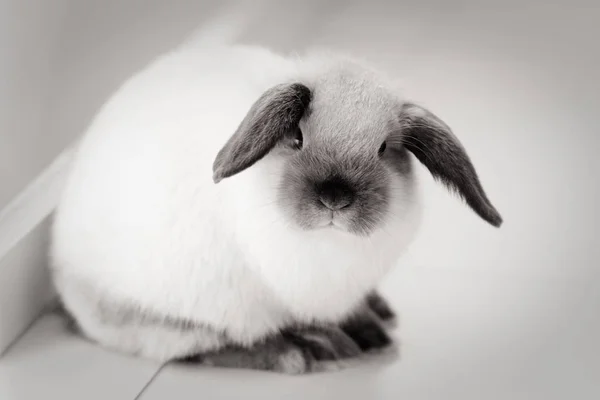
[0, 315, 161, 400]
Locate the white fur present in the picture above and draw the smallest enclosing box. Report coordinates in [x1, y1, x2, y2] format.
[50, 44, 423, 360]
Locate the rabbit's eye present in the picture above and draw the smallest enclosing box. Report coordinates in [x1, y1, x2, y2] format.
[292, 128, 303, 150]
[378, 141, 387, 156]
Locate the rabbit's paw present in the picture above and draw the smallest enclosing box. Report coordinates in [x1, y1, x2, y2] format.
[340, 305, 394, 353]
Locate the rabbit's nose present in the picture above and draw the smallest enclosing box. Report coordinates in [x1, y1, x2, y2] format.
[316, 178, 355, 211]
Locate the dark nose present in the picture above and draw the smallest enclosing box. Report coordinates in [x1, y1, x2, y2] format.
[316, 178, 355, 210]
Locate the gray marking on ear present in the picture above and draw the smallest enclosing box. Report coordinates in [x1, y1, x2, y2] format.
[212, 83, 312, 183]
[399, 102, 503, 227]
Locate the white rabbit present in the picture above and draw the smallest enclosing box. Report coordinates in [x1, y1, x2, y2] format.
[49, 43, 502, 373]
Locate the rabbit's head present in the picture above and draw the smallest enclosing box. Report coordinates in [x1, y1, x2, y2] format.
[213, 57, 502, 238]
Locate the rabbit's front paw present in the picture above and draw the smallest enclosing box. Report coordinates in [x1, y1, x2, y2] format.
[340, 305, 393, 353]
[366, 291, 397, 325]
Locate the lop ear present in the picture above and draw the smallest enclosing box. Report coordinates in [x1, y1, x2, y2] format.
[399, 102, 503, 227]
[212, 83, 311, 183]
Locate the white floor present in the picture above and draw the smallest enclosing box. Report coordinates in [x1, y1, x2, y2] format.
[1, 265, 598, 399]
[1, 0, 599, 399]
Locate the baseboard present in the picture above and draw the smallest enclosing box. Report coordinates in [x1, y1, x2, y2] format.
[0, 144, 77, 356]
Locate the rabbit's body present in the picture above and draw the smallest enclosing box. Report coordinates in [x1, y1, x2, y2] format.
[51, 45, 421, 362]
[51, 44, 501, 372]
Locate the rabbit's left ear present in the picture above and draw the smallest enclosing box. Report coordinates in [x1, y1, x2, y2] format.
[399, 102, 503, 227]
[213, 83, 311, 183]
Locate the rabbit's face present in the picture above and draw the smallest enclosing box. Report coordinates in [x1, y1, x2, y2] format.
[271, 66, 423, 236]
[276, 140, 414, 236]
[275, 106, 413, 236]
[213, 60, 503, 233]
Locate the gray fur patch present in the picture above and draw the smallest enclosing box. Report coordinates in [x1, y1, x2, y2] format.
[383, 147, 413, 178]
[54, 272, 203, 331]
[366, 291, 396, 322]
[191, 321, 367, 374]
[340, 304, 392, 352]
[195, 336, 310, 374]
[53, 272, 227, 360]
[93, 296, 202, 332]
[278, 146, 390, 236]
[285, 325, 362, 361]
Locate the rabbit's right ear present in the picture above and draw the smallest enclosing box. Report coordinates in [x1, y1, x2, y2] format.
[399, 102, 503, 227]
[212, 83, 311, 183]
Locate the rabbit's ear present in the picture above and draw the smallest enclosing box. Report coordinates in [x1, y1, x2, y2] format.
[399, 102, 503, 227]
[213, 83, 311, 183]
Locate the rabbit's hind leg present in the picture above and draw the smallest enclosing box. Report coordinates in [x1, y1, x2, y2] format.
[183, 324, 362, 374]
[53, 273, 225, 362]
[182, 335, 311, 374]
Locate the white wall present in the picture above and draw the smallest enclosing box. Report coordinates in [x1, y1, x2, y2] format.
[0, 0, 235, 210]
[0, 0, 69, 209]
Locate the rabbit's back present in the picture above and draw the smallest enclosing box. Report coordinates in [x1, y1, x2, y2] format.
[50, 45, 296, 341]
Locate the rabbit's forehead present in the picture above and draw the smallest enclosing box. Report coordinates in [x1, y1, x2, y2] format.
[302, 81, 398, 152]
[304, 64, 399, 149]
[296, 95, 395, 179]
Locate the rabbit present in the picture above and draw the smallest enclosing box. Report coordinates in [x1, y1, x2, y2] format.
[49, 43, 502, 374]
